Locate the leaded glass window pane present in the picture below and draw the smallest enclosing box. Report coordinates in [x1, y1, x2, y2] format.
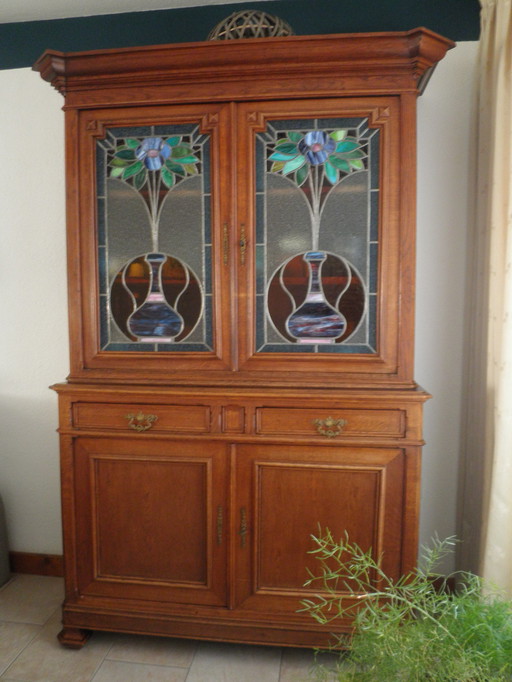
[96, 124, 213, 352]
[255, 118, 379, 354]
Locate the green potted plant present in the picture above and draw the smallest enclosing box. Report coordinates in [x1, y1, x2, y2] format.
[300, 531, 512, 681]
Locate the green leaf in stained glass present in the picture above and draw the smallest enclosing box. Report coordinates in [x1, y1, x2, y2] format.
[270, 161, 286, 173]
[110, 157, 133, 168]
[172, 155, 198, 165]
[324, 161, 338, 185]
[336, 139, 360, 153]
[115, 148, 137, 160]
[134, 169, 147, 190]
[329, 156, 351, 173]
[183, 163, 198, 175]
[274, 141, 298, 154]
[161, 168, 175, 188]
[282, 155, 306, 175]
[268, 151, 297, 162]
[165, 161, 186, 176]
[166, 136, 181, 147]
[122, 161, 144, 180]
[349, 158, 365, 171]
[110, 166, 125, 178]
[288, 131, 303, 143]
[126, 138, 140, 149]
[172, 145, 195, 159]
[330, 130, 347, 142]
[295, 164, 309, 186]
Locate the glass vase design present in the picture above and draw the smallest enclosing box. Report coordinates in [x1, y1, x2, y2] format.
[127, 253, 184, 342]
[285, 251, 346, 344]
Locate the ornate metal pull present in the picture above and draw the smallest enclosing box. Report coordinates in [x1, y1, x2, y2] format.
[240, 224, 247, 265]
[216, 505, 224, 546]
[313, 416, 347, 439]
[239, 507, 248, 548]
[125, 412, 158, 432]
[223, 222, 229, 265]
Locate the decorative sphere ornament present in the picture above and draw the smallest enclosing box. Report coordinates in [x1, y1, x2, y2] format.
[208, 10, 294, 41]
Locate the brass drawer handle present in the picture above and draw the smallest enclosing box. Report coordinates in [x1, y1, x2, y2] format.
[313, 417, 347, 438]
[125, 412, 158, 432]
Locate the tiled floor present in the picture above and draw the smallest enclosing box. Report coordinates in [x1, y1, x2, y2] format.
[0, 575, 339, 681]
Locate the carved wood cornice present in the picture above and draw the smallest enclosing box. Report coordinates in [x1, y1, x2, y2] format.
[33, 29, 454, 106]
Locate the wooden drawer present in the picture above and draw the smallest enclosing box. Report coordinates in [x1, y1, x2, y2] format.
[255, 407, 406, 439]
[72, 403, 211, 433]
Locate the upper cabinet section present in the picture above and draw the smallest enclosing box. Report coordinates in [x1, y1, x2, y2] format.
[34, 30, 454, 388]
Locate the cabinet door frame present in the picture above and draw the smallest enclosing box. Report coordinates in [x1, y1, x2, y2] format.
[235, 96, 414, 386]
[66, 102, 234, 383]
[67, 436, 229, 608]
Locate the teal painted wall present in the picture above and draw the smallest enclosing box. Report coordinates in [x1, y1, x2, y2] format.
[1, 0, 479, 70]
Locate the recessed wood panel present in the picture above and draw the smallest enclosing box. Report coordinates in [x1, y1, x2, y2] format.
[257, 464, 380, 589]
[95, 458, 207, 583]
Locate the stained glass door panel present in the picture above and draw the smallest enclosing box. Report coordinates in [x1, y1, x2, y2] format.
[257, 117, 378, 353]
[237, 99, 401, 377]
[97, 122, 214, 352]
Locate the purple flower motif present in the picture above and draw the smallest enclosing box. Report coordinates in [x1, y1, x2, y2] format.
[136, 137, 171, 171]
[298, 131, 336, 166]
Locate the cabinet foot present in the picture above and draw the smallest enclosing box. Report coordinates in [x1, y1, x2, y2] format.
[57, 627, 91, 649]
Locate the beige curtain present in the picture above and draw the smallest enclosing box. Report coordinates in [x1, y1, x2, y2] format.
[459, 0, 512, 591]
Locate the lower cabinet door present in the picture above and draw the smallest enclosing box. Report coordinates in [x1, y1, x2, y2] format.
[72, 437, 229, 607]
[233, 443, 409, 615]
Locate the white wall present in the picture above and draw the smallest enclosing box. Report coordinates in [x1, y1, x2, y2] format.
[416, 41, 478, 569]
[0, 68, 67, 554]
[0, 42, 478, 563]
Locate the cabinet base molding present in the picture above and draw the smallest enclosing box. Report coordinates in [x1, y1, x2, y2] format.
[61, 608, 341, 649]
[9, 552, 63, 577]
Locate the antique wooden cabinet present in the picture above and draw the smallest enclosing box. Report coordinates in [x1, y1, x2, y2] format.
[34, 29, 453, 648]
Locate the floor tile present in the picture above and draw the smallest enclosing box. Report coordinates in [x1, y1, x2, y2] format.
[107, 633, 197, 667]
[186, 641, 281, 682]
[279, 647, 340, 681]
[91, 660, 188, 682]
[0, 622, 41, 676]
[0, 576, 63, 626]
[1, 611, 112, 682]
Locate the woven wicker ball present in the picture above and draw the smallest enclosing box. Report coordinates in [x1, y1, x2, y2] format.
[208, 10, 294, 40]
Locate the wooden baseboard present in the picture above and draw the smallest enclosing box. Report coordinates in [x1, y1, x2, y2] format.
[9, 552, 63, 577]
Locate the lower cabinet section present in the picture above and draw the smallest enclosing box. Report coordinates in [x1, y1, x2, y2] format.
[55, 386, 426, 648]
